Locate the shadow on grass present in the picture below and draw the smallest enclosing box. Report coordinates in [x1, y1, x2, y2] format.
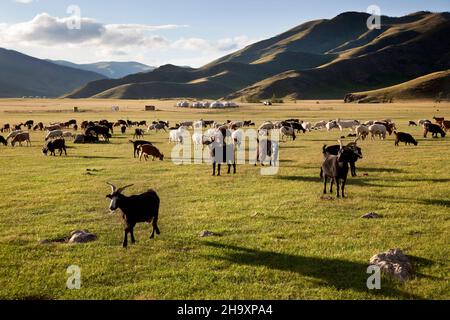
[371, 195, 450, 208]
[78, 156, 122, 160]
[361, 167, 405, 173]
[204, 242, 423, 299]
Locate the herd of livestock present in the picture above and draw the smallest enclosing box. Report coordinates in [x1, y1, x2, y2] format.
[0, 115, 448, 247]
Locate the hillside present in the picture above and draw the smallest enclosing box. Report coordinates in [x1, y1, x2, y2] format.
[0, 48, 105, 98]
[48, 60, 155, 78]
[344, 70, 450, 102]
[64, 11, 450, 100]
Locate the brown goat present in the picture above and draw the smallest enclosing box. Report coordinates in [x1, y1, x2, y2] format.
[138, 144, 164, 161]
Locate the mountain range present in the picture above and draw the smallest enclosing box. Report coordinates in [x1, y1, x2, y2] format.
[2, 11, 450, 101]
[48, 60, 155, 79]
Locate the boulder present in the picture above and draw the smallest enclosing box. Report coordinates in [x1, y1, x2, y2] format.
[369, 248, 413, 282]
[362, 212, 383, 219]
[69, 230, 97, 244]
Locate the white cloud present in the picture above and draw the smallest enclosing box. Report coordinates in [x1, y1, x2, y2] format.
[0, 13, 257, 67]
[14, 0, 36, 3]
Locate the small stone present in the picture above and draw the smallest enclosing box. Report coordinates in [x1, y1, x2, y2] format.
[369, 248, 413, 282]
[362, 212, 382, 219]
[69, 230, 97, 244]
[199, 230, 216, 238]
[38, 239, 51, 245]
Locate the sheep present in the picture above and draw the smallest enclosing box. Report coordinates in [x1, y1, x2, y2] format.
[231, 129, 243, 148]
[138, 144, 164, 161]
[409, 121, 418, 127]
[302, 122, 312, 132]
[45, 124, 61, 132]
[42, 138, 67, 156]
[11, 132, 31, 147]
[106, 183, 160, 248]
[169, 129, 184, 144]
[0, 135, 7, 146]
[62, 131, 74, 140]
[45, 130, 63, 141]
[204, 136, 236, 176]
[369, 124, 387, 140]
[129, 140, 153, 158]
[424, 123, 446, 138]
[6, 130, 23, 142]
[326, 121, 338, 132]
[323, 140, 363, 177]
[336, 119, 360, 131]
[256, 138, 279, 166]
[394, 132, 418, 146]
[280, 126, 296, 141]
[320, 140, 360, 198]
[356, 125, 369, 140]
[313, 121, 327, 130]
[134, 128, 145, 140]
[419, 119, 431, 127]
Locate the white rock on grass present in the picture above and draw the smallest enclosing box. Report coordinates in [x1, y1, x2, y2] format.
[369, 248, 413, 282]
[69, 230, 97, 244]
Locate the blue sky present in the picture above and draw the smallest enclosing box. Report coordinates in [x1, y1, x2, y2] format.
[1, 0, 449, 66]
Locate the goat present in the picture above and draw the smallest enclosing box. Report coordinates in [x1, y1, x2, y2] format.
[134, 128, 145, 140]
[419, 119, 431, 127]
[43, 138, 67, 156]
[129, 140, 153, 158]
[45, 124, 61, 132]
[302, 122, 312, 132]
[231, 129, 243, 148]
[0, 135, 7, 146]
[290, 122, 306, 133]
[11, 132, 31, 147]
[433, 116, 445, 126]
[313, 120, 327, 130]
[394, 132, 418, 146]
[356, 125, 369, 140]
[409, 121, 418, 127]
[169, 129, 184, 144]
[86, 125, 112, 142]
[6, 130, 23, 142]
[323, 139, 362, 177]
[62, 131, 74, 140]
[424, 123, 446, 138]
[326, 121, 338, 132]
[148, 123, 167, 132]
[121, 126, 126, 134]
[106, 183, 160, 248]
[280, 126, 296, 141]
[138, 144, 164, 161]
[1, 124, 10, 133]
[321, 140, 360, 198]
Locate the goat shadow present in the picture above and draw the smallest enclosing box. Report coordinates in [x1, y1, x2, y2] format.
[202, 242, 422, 299]
[78, 155, 122, 160]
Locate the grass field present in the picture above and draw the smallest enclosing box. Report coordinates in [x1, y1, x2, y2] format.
[0, 99, 448, 300]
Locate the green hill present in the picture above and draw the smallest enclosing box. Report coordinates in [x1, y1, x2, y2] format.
[0, 48, 105, 98]
[344, 70, 450, 102]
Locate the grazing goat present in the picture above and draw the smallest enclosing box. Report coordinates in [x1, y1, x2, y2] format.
[326, 121, 338, 132]
[321, 140, 360, 198]
[138, 144, 164, 161]
[0, 135, 7, 146]
[86, 125, 112, 142]
[424, 123, 446, 138]
[394, 132, 418, 146]
[129, 140, 153, 158]
[280, 126, 296, 141]
[148, 123, 167, 132]
[106, 183, 160, 248]
[121, 126, 126, 134]
[1, 124, 11, 133]
[45, 130, 63, 141]
[409, 121, 418, 127]
[6, 130, 23, 142]
[419, 119, 431, 127]
[302, 122, 312, 132]
[11, 133, 31, 147]
[290, 122, 306, 133]
[45, 125, 61, 132]
[169, 129, 184, 144]
[134, 128, 145, 139]
[62, 131, 74, 140]
[43, 138, 67, 156]
[313, 121, 327, 130]
[323, 140, 362, 177]
[433, 116, 445, 126]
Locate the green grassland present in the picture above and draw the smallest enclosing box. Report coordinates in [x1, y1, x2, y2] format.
[0, 99, 448, 300]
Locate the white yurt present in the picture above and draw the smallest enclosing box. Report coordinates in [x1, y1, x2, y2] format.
[224, 101, 238, 108]
[210, 101, 225, 109]
[191, 102, 203, 108]
[201, 101, 211, 108]
[177, 101, 190, 108]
